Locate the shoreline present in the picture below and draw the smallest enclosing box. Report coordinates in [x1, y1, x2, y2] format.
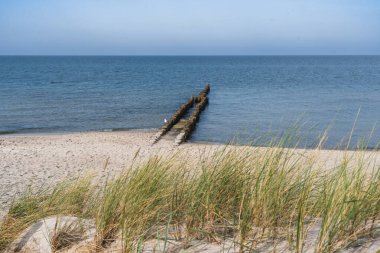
[1, 128, 379, 151]
[0, 128, 158, 137]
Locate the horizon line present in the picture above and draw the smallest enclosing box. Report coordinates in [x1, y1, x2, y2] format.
[1, 54, 380, 57]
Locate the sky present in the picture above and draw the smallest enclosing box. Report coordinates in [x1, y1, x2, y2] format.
[0, 0, 380, 55]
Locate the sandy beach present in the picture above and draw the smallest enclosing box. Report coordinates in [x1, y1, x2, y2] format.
[1, 130, 380, 252]
[1, 130, 379, 218]
[0, 130, 199, 215]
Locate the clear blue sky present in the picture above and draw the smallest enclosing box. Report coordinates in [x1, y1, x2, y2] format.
[1, 0, 379, 55]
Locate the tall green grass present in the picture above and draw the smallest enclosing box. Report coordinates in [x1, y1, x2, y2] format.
[0, 141, 379, 252]
[0, 177, 94, 251]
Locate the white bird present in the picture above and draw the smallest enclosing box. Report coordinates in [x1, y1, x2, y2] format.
[164, 118, 168, 123]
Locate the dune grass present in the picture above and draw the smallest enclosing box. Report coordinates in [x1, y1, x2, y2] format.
[50, 217, 86, 252]
[0, 141, 379, 252]
[0, 177, 94, 251]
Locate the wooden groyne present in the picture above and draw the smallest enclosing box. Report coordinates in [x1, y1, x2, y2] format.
[151, 84, 210, 145]
[174, 87, 209, 145]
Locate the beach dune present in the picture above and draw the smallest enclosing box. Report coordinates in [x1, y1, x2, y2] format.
[1, 130, 379, 217]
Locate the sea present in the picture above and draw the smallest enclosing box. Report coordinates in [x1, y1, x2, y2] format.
[0, 56, 379, 149]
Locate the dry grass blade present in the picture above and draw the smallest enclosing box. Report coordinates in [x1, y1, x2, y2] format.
[50, 217, 85, 252]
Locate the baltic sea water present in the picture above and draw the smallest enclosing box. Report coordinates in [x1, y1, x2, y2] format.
[1, 56, 379, 148]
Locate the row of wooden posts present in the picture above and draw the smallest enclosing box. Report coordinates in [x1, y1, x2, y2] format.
[152, 84, 210, 145]
[176, 86, 209, 144]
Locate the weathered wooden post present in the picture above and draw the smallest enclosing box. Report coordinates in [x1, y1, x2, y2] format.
[152, 84, 211, 145]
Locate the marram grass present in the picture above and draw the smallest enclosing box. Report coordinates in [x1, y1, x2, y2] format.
[0, 177, 94, 251]
[0, 142, 379, 252]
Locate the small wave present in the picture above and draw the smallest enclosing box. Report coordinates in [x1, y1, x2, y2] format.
[0, 127, 61, 135]
[0, 130, 18, 135]
[101, 128, 158, 133]
[99, 128, 130, 132]
[111, 128, 131, 132]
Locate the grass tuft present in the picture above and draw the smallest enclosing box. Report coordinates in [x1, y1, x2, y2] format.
[0, 137, 379, 252]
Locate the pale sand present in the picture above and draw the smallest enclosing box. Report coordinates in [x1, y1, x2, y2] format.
[1, 130, 379, 218]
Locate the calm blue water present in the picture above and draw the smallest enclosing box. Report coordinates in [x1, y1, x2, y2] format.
[0, 56, 379, 149]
